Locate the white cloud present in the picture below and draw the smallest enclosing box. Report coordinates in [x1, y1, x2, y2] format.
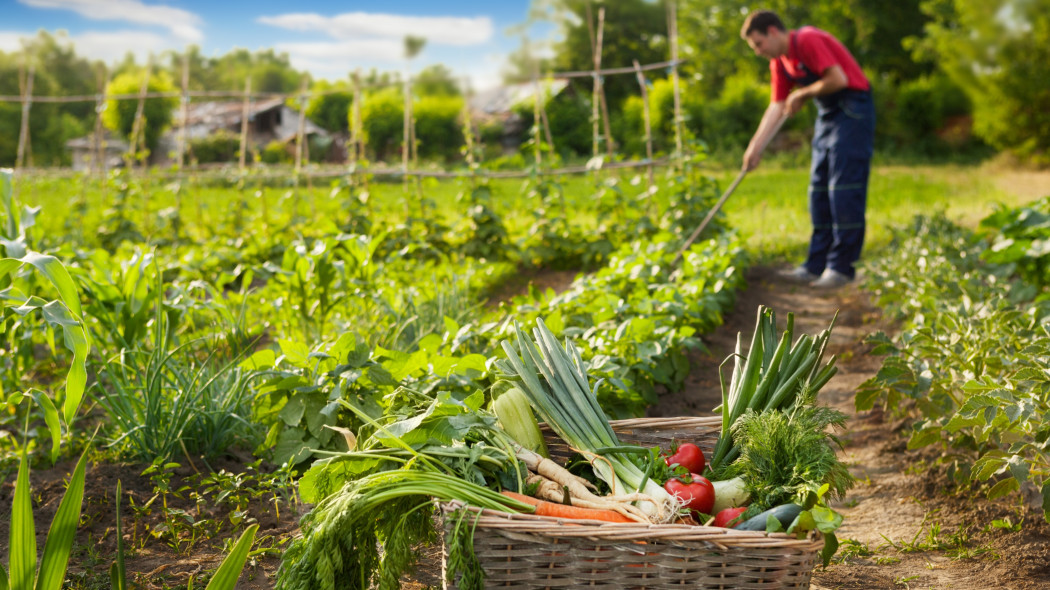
[19, 0, 203, 43]
[274, 39, 404, 64]
[0, 28, 179, 64]
[74, 29, 174, 62]
[0, 32, 27, 52]
[258, 12, 493, 47]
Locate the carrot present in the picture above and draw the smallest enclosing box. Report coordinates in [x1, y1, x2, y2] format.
[500, 490, 541, 507]
[500, 491, 634, 523]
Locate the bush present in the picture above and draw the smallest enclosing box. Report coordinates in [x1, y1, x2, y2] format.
[103, 70, 178, 155]
[190, 130, 241, 164]
[414, 95, 464, 161]
[260, 140, 291, 164]
[512, 88, 592, 159]
[693, 74, 768, 153]
[360, 87, 403, 162]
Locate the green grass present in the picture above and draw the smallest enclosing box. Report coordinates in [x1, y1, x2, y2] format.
[12, 162, 1045, 264]
[709, 162, 1046, 265]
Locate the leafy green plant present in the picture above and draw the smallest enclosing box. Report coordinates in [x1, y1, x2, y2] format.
[1, 447, 89, 590]
[859, 212, 1050, 522]
[0, 169, 90, 461]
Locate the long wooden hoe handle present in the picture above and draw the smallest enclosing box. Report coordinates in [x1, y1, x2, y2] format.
[671, 114, 790, 267]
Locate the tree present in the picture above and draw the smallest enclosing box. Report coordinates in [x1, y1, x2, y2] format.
[414, 64, 461, 97]
[914, 0, 1050, 161]
[103, 69, 178, 155]
[518, 0, 670, 107]
[360, 86, 404, 162]
[0, 31, 103, 166]
[306, 79, 353, 134]
[676, 0, 931, 98]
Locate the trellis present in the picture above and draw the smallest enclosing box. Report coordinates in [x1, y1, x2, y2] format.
[4, 1, 689, 185]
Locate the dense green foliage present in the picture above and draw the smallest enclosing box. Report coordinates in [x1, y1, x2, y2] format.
[859, 209, 1050, 522]
[103, 70, 178, 156]
[916, 0, 1050, 163]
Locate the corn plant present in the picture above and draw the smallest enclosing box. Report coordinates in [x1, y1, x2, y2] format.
[0, 169, 90, 461]
[2, 447, 89, 590]
[0, 169, 92, 590]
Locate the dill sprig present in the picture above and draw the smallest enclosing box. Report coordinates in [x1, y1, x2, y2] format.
[727, 395, 854, 511]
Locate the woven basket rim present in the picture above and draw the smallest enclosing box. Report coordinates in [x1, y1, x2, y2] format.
[440, 501, 824, 550]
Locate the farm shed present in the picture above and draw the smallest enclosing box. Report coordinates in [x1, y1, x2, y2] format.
[156, 97, 331, 163]
[66, 98, 331, 168]
[469, 79, 570, 151]
[65, 130, 129, 172]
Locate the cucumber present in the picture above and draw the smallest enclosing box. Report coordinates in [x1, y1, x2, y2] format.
[735, 503, 803, 531]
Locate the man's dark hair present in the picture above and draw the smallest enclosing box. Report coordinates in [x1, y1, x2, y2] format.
[741, 10, 786, 38]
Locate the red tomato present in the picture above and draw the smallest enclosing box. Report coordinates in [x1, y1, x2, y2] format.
[712, 507, 748, 528]
[663, 473, 715, 515]
[664, 442, 706, 475]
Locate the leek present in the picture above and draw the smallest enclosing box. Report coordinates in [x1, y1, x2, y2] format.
[708, 306, 838, 476]
[497, 319, 676, 519]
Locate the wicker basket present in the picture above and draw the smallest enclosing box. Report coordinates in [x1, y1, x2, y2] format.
[440, 416, 823, 589]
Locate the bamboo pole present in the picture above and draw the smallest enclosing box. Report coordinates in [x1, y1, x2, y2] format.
[294, 77, 308, 176]
[350, 70, 362, 164]
[128, 58, 152, 169]
[531, 70, 543, 170]
[633, 60, 655, 193]
[178, 53, 190, 168]
[15, 65, 35, 172]
[460, 78, 474, 172]
[586, 5, 614, 161]
[668, 0, 684, 167]
[402, 73, 411, 179]
[238, 76, 252, 171]
[92, 65, 107, 178]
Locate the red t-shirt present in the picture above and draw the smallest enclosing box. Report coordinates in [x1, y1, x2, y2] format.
[770, 27, 870, 102]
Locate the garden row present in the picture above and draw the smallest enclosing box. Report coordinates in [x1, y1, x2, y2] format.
[858, 199, 1050, 523]
[0, 159, 746, 582]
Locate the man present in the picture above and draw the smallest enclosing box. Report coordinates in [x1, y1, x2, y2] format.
[741, 10, 875, 289]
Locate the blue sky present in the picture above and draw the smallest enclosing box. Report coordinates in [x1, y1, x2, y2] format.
[0, 0, 557, 88]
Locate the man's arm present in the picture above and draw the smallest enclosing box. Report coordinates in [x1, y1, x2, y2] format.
[743, 101, 787, 171]
[784, 65, 848, 115]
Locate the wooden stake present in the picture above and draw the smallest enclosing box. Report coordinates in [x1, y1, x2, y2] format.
[238, 76, 252, 171]
[15, 65, 34, 171]
[350, 71, 362, 163]
[586, 5, 614, 160]
[178, 53, 190, 168]
[294, 77, 308, 176]
[667, 0, 684, 167]
[633, 60, 655, 192]
[128, 58, 152, 169]
[531, 71, 543, 169]
[93, 65, 107, 177]
[402, 73, 411, 179]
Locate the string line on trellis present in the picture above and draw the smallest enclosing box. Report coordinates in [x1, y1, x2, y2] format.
[0, 59, 686, 105]
[5, 0, 689, 179]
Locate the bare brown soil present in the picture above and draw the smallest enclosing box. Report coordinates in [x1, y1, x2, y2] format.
[5, 264, 1050, 589]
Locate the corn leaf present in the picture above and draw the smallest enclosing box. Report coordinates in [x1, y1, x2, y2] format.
[111, 481, 126, 590]
[35, 449, 88, 590]
[205, 524, 258, 590]
[10, 452, 36, 590]
[30, 390, 61, 465]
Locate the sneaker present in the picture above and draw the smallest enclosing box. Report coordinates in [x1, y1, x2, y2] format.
[776, 266, 820, 283]
[810, 268, 853, 289]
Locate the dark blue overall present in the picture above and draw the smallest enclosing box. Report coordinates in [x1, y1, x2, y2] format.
[780, 36, 875, 279]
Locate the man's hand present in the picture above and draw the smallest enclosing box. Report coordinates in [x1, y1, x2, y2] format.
[785, 91, 808, 116]
[742, 145, 762, 171]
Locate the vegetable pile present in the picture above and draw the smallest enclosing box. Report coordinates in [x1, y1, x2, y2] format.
[276, 306, 854, 590]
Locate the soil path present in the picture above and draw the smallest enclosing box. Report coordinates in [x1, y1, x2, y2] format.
[648, 267, 1050, 590]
